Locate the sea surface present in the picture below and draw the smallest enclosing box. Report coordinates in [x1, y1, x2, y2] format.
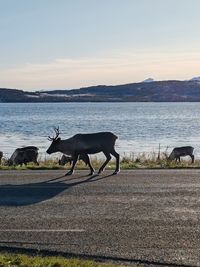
[1, 102, 200, 160]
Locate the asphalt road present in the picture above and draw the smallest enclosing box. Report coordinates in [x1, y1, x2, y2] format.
[0, 169, 200, 267]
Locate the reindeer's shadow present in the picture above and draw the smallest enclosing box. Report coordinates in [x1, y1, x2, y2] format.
[0, 173, 112, 206]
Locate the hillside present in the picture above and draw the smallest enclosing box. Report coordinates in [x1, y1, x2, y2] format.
[1, 80, 200, 102]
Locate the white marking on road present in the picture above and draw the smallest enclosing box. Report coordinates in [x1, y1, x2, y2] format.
[0, 229, 85, 232]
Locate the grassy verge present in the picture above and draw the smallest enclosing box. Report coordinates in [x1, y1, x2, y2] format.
[0, 253, 133, 267]
[0, 153, 199, 170]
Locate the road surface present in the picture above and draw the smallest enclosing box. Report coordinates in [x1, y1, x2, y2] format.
[0, 169, 200, 266]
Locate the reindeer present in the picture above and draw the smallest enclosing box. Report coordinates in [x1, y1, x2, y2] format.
[59, 154, 90, 167]
[0, 151, 3, 165]
[46, 127, 120, 175]
[168, 146, 194, 163]
[8, 146, 39, 166]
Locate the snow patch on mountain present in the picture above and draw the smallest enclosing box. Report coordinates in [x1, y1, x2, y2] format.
[190, 76, 200, 82]
[142, 78, 155, 83]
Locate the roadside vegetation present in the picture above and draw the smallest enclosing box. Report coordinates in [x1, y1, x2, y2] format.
[0, 152, 199, 170]
[0, 253, 134, 267]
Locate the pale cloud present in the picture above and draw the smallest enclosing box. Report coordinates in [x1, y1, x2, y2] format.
[0, 51, 200, 91]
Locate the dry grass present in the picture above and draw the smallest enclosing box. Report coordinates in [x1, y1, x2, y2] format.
[0, 152, 198, 170]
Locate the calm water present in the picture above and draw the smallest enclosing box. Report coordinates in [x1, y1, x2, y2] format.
[1, 102, 200, 159]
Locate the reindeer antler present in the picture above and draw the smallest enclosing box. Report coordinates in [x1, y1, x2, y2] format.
[53, 126, 60, 139]
[48, 126, 60, 141]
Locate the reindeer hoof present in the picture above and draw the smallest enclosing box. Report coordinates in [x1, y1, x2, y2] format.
[113, 170, 120, 175]
[65, 171, 73, 176]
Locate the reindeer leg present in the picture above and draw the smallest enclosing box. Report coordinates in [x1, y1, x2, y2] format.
[98, 152, 111, 174]
[65, 154, 78, 175]
[191, 154, 194, 163]
[81, 154, 95, 175]
[110, 149, 120, 174]
[34, 157, 39, 166]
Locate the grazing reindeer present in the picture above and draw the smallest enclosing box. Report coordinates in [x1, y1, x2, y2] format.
[59, 154, 90, 167]
[9, 146, 39, 166]
[46, 127, 120, 175]
[0, 151, 3, 165]
[168, 146, 194, 163]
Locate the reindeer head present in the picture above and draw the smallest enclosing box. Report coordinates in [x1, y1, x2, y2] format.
[46, 127, 61, 154]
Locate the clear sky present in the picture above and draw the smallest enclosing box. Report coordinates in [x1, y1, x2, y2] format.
[1, 0, 200, 90]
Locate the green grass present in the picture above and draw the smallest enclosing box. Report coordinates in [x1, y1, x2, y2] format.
[0, 153, 199, 170]
[0, 253, 133, 267]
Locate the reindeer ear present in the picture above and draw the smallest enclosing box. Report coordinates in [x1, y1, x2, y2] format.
[57, 137, 61, 141]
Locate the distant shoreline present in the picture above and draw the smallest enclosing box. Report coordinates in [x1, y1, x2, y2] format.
[1, 79, 200, 102]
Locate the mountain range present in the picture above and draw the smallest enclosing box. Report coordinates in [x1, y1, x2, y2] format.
[1, 78, 200, 102]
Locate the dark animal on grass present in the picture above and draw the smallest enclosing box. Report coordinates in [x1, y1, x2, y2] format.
[168, 146, 194, 163]
[46, 127, 120, 175]
[8, 146, 39, 166]
[0, 151, 3, 164]
[59, 154, 90, 167]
